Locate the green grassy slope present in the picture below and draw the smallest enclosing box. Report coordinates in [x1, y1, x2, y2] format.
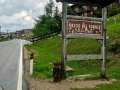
[25, 14, 120, 80]
[107, 14, 120, 40]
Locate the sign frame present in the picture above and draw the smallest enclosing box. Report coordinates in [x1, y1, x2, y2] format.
[67, 19, 103, 36]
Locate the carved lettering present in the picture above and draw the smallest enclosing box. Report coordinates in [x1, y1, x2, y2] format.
[68, 20, 102, 35]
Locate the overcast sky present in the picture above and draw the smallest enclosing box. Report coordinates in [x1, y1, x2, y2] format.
[0, 0, 62, 32]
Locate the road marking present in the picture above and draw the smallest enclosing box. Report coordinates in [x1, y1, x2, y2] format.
[0, 86, 3, 90]
[17, 40, 23, 90]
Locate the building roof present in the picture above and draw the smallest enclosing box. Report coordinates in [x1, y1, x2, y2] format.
[1, 32, 6, 35]
[56, 0, 118, 7]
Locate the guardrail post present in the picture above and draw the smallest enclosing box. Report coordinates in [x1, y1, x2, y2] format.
[30, 53, 34, 75]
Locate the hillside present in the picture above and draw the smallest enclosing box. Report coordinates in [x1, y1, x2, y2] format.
[25, 14, 120, 79]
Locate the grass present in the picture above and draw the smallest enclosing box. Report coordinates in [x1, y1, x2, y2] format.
[0, 37, 10, 42]
[25, 36, 61, 78]
[25, 36, 102, 78]
[71, 81, 120, 90]
[25, 13, 120, 89]
[23, 35, 33, 40]
[67, 39, 101, 54]
[107, 14, 120, 40]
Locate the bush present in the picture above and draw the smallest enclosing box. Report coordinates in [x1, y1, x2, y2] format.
[108, 40, 120, 53]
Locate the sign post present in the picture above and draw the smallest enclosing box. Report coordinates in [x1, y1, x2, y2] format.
[61, 1, 67, 79]
[101, 7, 107, 78]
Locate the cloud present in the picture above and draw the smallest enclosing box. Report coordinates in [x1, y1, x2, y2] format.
[0, 0, 6, 4]
[0, 0, 62, 32]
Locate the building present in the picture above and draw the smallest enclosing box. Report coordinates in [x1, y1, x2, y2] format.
[22, 29, 32, 37]
[12, 29, 32, 39]
[71, 4, 102, 17]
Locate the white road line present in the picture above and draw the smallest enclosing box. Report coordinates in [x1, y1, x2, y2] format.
[17, 40, 23, 90]
[0, 86, 3, 90]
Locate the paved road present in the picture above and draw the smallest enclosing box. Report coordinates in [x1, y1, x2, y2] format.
[0, 39, 27, 90]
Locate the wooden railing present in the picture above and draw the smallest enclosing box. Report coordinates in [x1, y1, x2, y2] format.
[29, 30, 60, 43]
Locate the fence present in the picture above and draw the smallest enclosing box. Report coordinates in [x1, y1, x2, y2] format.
[29, 30, 60, 43]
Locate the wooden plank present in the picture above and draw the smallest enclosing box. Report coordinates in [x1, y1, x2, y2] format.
[67, 54, 103, 61]
[66, 34, 103, 39]
[66, 66, 75, 72]
[67, 15, 103, 22]
[59, 34, 109, 40]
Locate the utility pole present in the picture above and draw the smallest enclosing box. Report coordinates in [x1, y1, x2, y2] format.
[6, 30, 9, 33]
[0, 26, 1, 37]
[6, 30, 9, 39]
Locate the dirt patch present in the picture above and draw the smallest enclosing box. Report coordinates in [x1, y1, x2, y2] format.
[23, 47, 116, 90]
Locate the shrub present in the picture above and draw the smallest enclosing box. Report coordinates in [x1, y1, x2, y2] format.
[108, 40, 120, 53]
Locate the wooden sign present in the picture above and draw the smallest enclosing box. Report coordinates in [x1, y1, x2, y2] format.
[67, 19, 103, 35]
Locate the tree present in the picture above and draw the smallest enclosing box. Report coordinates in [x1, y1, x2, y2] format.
[54, 6, 59, 17]
[53, 6, 62, 32]
[67, 5, 74, 15]
[32, 15, 50, 36]
[108, 3, 120, 17]
[32, 0, 62, 37]
[44, 0, 55, 18]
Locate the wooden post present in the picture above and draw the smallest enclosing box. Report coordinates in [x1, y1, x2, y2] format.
[101, 7, 107, 78]
[61, 1, 67, 79]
